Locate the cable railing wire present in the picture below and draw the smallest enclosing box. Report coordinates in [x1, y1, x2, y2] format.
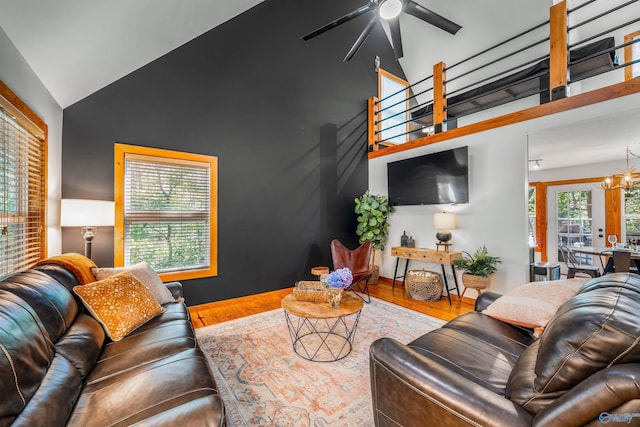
[446, 37, 549, 86]
[568, 0, 638, 31]
[446, 53, 549, 98]
[445, 20, 549, 72]
[377, 86, 434, 115]
[569, 16, 640, 49]
[569, 57, 640, 84]
[567, 0, 597, 14]
[376, 74, 433, 105]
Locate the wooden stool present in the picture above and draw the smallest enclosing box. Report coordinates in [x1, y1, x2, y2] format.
[311, 266, 329, 279]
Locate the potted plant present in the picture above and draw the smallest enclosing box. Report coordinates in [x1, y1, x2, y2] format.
[354, 191, 394, 283]
[453, 245, 501, 291]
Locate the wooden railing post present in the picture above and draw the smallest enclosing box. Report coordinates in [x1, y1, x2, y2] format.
[549, 1, 568, 101]
[367, 97, 379, 151]
[433, 62, 446, 133]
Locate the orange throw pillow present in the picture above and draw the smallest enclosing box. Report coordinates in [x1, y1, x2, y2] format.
[73, 272, 165, 341]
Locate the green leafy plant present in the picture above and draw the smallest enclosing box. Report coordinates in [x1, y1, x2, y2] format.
[453, 245, 501, 277]
[354, 191, 393, 251]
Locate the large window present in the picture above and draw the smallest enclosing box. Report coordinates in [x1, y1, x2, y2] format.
[378, 69, 409, 144]
[115, 144, 217, 282]
[0, 81, 47, 277]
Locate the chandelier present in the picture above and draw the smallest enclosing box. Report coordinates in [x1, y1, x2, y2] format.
[601, 146, 640, 191]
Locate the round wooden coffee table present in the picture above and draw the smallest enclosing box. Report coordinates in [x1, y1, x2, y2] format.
[281, 292, 364, 362]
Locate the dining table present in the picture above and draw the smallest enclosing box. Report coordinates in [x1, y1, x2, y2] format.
[570, 246, 640, 273]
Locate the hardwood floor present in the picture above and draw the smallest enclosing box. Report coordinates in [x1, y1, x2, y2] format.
[189, 278, 475, 329]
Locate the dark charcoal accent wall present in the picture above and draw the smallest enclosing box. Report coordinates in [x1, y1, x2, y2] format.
[61, 0, 405, 305]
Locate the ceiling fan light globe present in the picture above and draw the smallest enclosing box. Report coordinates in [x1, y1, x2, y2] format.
[379, 0, 403, 20]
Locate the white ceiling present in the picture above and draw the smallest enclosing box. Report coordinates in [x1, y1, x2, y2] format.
[0, 0, 638, 171]
[0, 0, 264, 108]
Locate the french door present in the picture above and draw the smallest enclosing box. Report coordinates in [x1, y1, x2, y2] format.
[547, 183, 606, 265]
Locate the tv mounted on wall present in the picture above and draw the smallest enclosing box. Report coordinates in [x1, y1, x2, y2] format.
[387, 146, 469, 206]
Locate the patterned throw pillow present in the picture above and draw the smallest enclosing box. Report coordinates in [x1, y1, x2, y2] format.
[73, 272, 165, 341]
[91, 261, 175, 305]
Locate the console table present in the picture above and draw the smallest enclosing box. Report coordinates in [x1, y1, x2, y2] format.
[391, 247, 462, 305]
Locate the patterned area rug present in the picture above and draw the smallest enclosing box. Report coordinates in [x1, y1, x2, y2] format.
[195, 296, 445, 426]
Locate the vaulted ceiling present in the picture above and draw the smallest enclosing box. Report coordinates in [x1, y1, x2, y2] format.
[0, 0, 639, 171]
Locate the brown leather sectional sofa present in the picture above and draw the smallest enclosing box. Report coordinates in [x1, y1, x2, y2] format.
[370, 273, 640, 426]
[0, 261, 225, 426]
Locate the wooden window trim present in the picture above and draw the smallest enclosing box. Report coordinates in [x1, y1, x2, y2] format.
[0, 80, 48, 263]
[625, 29, 640, 81]
[114, 143, 218, 282]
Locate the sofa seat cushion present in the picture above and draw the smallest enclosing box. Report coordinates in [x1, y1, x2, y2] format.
[67, 348, 223, 427]
[409, 312, 535, 395]
[88, 304, 196, 382]
[506, 273, 640, 414]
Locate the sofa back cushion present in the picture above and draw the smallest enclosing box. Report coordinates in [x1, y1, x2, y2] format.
[0, 270, 78, 342]
[0, 290, 56, 424]
[506, 273, 640, 413]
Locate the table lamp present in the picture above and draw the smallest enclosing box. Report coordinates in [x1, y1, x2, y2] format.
[434, 212, 457, 252]
[61, 199, 115, 259]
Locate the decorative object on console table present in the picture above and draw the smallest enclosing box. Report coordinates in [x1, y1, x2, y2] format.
[434, 212, 457, 252]
[390, 246, 461, 305]
[60, 199, 115, 259]
[453, 245, 501, 300]
[400, 231, 408, 247]
[354, 191, 394, 284]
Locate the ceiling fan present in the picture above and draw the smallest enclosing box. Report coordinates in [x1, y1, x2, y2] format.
[301, 0, 462, 62]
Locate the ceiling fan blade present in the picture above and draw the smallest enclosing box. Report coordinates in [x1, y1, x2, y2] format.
[343, 16, 379, 62]
[389, 17, 403, 59]
[302, 4, 374, 41]
[404, 1, 462, 35]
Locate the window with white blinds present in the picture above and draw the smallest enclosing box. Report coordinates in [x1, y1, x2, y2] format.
[0, 105, 46, 277]
[115, 144, 217, 281]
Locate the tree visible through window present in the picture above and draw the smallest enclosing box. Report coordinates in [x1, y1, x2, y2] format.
[115, 144, 217, 281]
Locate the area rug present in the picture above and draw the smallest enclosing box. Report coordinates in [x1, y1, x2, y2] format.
[195, 297, 445, 426]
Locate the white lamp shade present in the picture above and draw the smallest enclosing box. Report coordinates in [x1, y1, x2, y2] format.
[433, 212, 457, 230]
[60, 199, 115, 227]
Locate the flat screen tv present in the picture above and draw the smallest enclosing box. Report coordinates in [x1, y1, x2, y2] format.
[387, 146, 469, 206]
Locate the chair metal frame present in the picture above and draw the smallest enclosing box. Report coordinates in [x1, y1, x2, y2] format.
[330, 239, 373, 303]
[559, 245, 601, 278]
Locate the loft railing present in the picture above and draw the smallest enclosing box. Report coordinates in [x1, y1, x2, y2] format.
[368, 0, 640, 154]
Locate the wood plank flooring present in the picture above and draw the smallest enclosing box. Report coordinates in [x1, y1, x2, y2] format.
[189, 278, 475, 329]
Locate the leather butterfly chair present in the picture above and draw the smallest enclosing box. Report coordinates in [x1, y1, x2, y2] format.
[330, 239, 373, 303]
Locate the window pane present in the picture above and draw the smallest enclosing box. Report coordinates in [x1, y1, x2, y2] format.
[557, 190, 593, 263]
[124, 154, 211, 273]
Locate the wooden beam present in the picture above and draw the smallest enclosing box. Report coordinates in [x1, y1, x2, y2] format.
[549, 1, 568, 101]
[433, 62, 446, 132]
[368, 97, 378, 151]
[533, 182, 547, 262]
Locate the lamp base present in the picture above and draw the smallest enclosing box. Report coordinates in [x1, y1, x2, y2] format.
[436, 242, 452, 252]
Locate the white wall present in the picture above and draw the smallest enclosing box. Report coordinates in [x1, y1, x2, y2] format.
[0, 26, 63, 257]
[369, 125, 532, 298]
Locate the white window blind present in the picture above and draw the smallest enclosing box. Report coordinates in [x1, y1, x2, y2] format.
[0, 106, 45, 276]
[124, 155, 211, 273]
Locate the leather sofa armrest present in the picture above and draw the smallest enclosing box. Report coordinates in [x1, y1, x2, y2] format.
[370, 337, 533, 427]
[164, 281, 183, 300]
[475, 290, 502, 312]
[532, 364, 640, 426]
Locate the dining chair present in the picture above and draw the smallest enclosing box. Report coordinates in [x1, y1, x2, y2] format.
[559, 245, 601, 278]
[330, 239, 373, 303]
[612, 250, 634, 273]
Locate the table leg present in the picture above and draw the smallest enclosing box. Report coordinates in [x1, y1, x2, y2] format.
[441, 264, 452, 305]
[451, 265, 461, 298]
[392, 257, 400, 289]
[402, 259, 410, 287]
